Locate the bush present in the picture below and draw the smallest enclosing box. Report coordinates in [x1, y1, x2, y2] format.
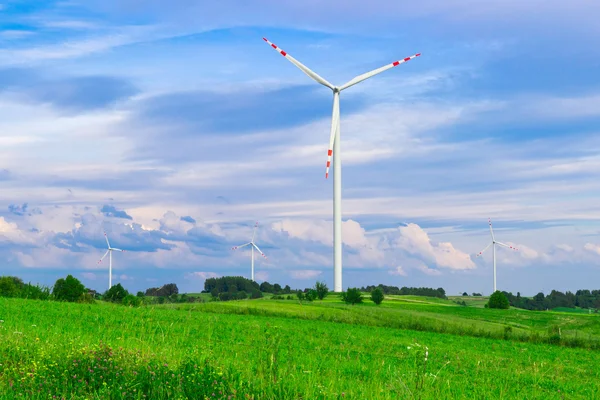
[236, 291, 248, 300]
[78, 293, 96, 304]
[341, 288, 363, 305]
[305, 289, 317, 302]
[296, 291, 305, 302]
[0, 276, 21, 297]
[122, 294, 141, 307]
[315, 281, 329, 300]
[487, 291, 510, 309]
[371, 288, 384, 305]
[52, 275, 86, 302]
[104, 283, 129, 303]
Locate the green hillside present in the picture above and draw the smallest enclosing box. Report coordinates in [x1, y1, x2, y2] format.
[1, 296, 599, 399]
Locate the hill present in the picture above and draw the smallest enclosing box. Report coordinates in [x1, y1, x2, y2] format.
[1, 295, 600, 398]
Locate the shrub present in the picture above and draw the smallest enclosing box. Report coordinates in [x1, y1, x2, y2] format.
[315, 281, 329, 300]
[296, 291, 305, 302]
[236, 291, 248, 300]
[104, 283, 129, 303]
[341, 288, 363, 305]
[487, 291, 510, 309]
[371, 288, 384, 305]
[305, 289, 317, 302]
[0, 276, 20, 297]
[52, 275, 86, 302]
[122, 294, 141, 307]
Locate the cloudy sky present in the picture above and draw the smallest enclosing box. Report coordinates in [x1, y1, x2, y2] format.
[1, 1, 600, 296]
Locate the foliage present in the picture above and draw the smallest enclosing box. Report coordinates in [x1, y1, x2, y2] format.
[304, 289, 317, 302]
[462, 292, 469, 296]
[122, 294, 141, 307]
[145, 283, 179, 297]
[487, 291, 510, 309]
[104, 283, 130, 303]
[503, 289, 600, 311]
[205, 276, 262, 301]
[472, 293, 483, 297]
[341, 288, 363, 305]
[371, 288, 384, 305]
[360, 284, 447, 299]
[52, 275, 86, 302]
[314, 281, 329, 300]
[0, 276, 50, 300]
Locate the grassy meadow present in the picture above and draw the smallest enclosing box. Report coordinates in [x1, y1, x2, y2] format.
[1, 294, 600, 399]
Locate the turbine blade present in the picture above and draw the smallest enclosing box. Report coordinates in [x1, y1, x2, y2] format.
[112, 248, 124, 252]
[339, 53, 421, 91]
[104, 232, 111, 248]
[232, 243, 251, 250]
[252, 221, 258, 242]
[98, 250, 109, 264]
[252, 243, 267, 259]
[325, 92, 340, 179]
[488, 218, 495, 241]
[475, 242, 493, 257]
[496, 241, 518, 251]
[262, 37, 335, 90]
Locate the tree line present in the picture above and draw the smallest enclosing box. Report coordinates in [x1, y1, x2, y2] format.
[502, 290, 600, 311]
[359, 284, 447, 299]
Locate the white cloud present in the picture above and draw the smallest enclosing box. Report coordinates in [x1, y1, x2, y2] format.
[416, 265, 443, 276]
[389, 266, 407, 276]
[396, 223, 475, 270]
[290, 269, 323, 279]
[81, 272, 97, 280]
[584, 243, 600, 256]
[255, 271, 269, 281]
[185, 271, 220, 280]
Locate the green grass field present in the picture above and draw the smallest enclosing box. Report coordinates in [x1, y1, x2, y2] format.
[1, 295, 600, 399]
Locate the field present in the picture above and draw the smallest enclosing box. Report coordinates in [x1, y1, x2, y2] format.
[1, 295, 600, 399]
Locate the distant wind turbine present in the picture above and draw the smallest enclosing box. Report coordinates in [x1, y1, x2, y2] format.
[476, 218, 518, 293]
[98, 232, 125, 290]
[231, 222, 267, 281]
[263, 37, 420, 292]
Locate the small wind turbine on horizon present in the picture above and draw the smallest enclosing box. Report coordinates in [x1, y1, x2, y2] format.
[98, 232, 125, 290]
[263, 37, 421, 292]
[476, 218, 518, 293]
[231, 222, 267, 282]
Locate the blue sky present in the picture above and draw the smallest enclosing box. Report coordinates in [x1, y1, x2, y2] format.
[1, 0, 600, 295]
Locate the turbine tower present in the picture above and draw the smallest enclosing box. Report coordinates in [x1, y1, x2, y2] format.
[232, 222, 267, 281]
[476, 218, 518, 293]
[263, 37, 420, 292]
[98, 232, 125, 290]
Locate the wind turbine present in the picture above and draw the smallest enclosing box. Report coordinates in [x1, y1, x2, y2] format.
[98, 231, 125, 290]
[476, 218, 518, 293]
[232, 221, 267, 282]
[263, 37, 420, 292]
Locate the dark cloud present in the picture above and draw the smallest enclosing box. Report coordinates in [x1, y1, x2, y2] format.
[0, 67, 139, 112]
[101, 205, 133, 220]
[180, 216, 196, 223]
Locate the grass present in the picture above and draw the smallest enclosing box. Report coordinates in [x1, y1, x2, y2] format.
[1, 296, 600, 398]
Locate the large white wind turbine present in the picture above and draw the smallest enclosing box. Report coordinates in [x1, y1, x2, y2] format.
[98, 232, 125, 290]
[263, 37, 420, 292]
[231, 222, 267, 281]
[476, 218, 518, 293]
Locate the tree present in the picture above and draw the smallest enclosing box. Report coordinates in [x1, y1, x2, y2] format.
[260, 281, 274, 293]
[296, 291, 305, 303]
[371, 288, 384, 305]
[104, 283, 129, 303]
[283, 285, 291, 294]
[52, 275, 86, 302]
[136, 291, 145, 298]
[487, 290, 510, 309]
[314, 281, 329, 300]
[305, 289, 317, 302]
[273, 283, 282, 294]
[122, 294, 141, 307]
[0, 277, 20, 297]
[341, 288, 363, 305]
[462, 292, 469, 296]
